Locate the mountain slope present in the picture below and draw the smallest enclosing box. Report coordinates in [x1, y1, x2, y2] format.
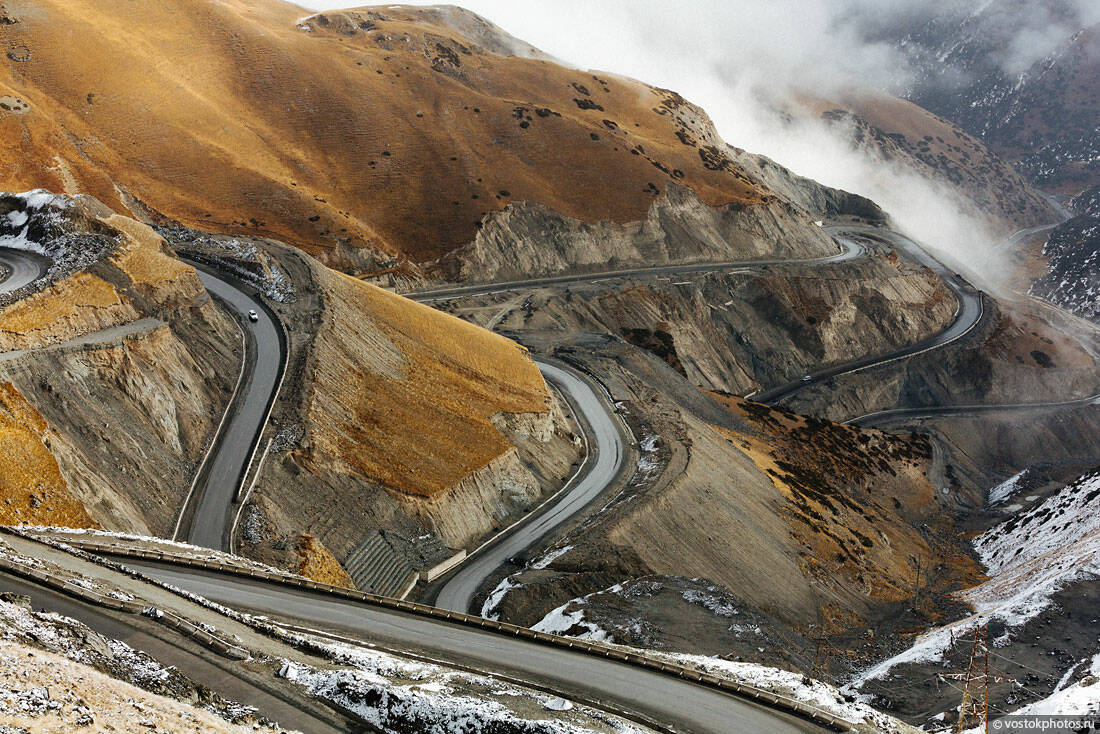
[1029, 184, 1100, 322]
[0, 0, 805, 276]
[881, 0, 1100, 193]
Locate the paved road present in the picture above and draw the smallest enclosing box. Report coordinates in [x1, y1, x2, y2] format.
[432, 361, 626, 614]
[173, 267, 283, 551]
[752, 228, 985, 404]
[410, 236, 863, 302]
[123, 562, 826, 734]
[0, 317, 163, 364]
[848, 391, 1100, 428]
[0, 573, 353, 734]
[991, 222, 1059, 254]
[0, 247, 49, 292]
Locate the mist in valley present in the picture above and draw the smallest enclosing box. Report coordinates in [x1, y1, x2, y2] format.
[301, 0, 1094, 285]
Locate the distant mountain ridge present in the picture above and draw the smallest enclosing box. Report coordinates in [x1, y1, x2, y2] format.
[879, 0, 1099, 194]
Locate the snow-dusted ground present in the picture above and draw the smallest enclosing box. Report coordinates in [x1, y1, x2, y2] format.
[277, 632, 649, 734]
[658, 653, 916, 733]
[6, 533, 654, 733]
[0, 599, 272, 731]
[986, 469, 1027, 505]
[531, 585, 618, 642]
[0, 189, 71, 255]
[0, 190, 115, 289]
[854, 468, 1100, 721]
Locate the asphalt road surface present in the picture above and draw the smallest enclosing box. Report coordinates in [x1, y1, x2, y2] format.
[410, 235, 862, 302]
[175, 268, 283, 550]
[433, 361, 626, 614]
[0, 572, 353, 734]
[0, 247, 49, 293]
[848, 391, 1100, 428]
[124, 562, 827, 734]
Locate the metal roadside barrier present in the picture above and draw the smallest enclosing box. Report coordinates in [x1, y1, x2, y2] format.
[42, 535, 859, 732]
[145, 606, 251, 661]
[0, 553, 144, 614]
[0, 537, 250, 661]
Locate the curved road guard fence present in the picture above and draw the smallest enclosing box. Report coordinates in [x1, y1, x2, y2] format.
[24, 532, 858, 733]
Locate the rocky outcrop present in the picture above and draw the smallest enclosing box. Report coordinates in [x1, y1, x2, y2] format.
[0, 193, 240, 535]
[435, 183, 840, 283]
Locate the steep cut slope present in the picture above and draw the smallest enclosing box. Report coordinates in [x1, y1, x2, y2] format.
[0, 191, 240, 535]
[0, 0, 827, 278]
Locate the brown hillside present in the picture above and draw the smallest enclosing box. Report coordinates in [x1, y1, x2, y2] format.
[0, 1, 768, 269]
[795, 91, 1055, 232]
[0, 381, 96, 528]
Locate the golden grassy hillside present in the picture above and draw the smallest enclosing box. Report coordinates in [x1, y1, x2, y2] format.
[305, 263, 549, 497]
[0, 381, 96, 528]
[0, 1, 768, 268]
[709, 392, 982, 613]
[0, 271, 133, 349]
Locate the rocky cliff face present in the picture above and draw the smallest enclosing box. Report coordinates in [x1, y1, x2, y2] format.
[444, 246, 956, 397]
[434, 183, 840, 283]
[0, 193, 239, 535]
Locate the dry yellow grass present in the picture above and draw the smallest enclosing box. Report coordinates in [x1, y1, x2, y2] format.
[0, 1, 768, 265]
[0, 271, 135, 348]
[106, 213, 194, 289]
[307, 267, 549, 497]
[706, 391, 982, 606]
[296, 533, 356, 589]
[0, 382, 96, 528]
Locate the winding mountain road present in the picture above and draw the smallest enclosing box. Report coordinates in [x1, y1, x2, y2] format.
[124, 560, 827, 734]
[752, 227, 986, 404]
[172, 265, 284, 551]
[412, 234, 863, 303]
[0, 221, 1071, 733]
[0, 573, 352, 734]
[847, 391, 1100, 428]
[432, 362, 627, 613]
[0, 247, 49, 292]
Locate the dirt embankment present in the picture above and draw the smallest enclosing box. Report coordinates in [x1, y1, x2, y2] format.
[0, 195, 239, 534]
